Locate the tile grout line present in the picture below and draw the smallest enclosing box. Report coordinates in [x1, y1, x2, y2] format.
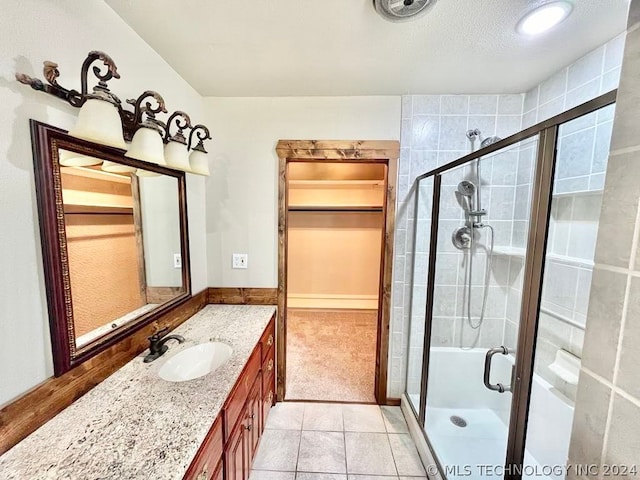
[295, 404, 307, 475]
[597, 196, 640, 477]
[342, 406, 349, 477]
[582, 367, 640, 410]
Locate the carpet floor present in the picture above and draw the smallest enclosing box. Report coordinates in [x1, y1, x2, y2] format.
[285, 308, 377, 403]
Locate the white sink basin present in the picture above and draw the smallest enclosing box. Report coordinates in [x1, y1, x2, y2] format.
[159, 342, 233, 382]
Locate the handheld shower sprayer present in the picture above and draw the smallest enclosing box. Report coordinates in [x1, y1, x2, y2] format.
[457, 180, 476, 198]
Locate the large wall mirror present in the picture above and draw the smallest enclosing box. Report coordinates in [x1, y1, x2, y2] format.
[31, 120, 191, 375]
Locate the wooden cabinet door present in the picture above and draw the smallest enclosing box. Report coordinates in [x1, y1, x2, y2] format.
[262, 375, 275, 432]
[246, 373, 262, 461]
[212, 459, 223, 480]
[225, 416, 246, 480]
[183, 416, 223, 480]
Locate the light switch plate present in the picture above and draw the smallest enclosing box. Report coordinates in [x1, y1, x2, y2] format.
[232, 253, 248, 269]
[173, 253, 182, 269]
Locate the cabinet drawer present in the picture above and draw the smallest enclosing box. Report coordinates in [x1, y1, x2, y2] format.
[259, 317, 275, 362]
[183, 416, 223, 480]
[261, 346, 274, 393]
[224, 346, 261, 439]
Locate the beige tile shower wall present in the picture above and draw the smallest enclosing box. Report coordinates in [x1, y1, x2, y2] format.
[568, 3, 640, 475]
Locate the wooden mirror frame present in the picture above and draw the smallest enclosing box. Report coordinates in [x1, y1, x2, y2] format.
[30, 120, 192, 376]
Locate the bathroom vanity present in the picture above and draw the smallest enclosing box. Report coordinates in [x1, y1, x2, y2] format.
[0, 305, 276, 480]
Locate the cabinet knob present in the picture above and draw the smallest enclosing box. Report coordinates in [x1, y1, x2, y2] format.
[267, 359, 273, 371]
[196, 465, 208, 480]
[267, 334, 273, 347]
[245, 423, 252, 431]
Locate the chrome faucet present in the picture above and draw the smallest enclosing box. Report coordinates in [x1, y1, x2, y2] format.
[143, 327, 185, 363]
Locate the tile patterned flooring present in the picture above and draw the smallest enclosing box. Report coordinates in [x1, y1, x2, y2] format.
[285, 309, 377, 403]
[251, 403, 427, 480]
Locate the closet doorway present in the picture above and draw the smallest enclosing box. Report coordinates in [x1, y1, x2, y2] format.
[276, 140, 399, 405]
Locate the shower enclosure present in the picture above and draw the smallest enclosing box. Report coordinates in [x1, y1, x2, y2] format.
[405, 91, 617, 480]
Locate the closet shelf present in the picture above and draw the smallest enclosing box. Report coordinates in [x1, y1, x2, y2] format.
[288, 205, 383, 212]
[288, 180, 384, 188]
[492, 246, 594, 268]
[64, 203, 134, 215]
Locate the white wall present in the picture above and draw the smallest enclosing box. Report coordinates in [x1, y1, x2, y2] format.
[203, 96, 401, 287]
[139, 176, 182, 287]
[0, 0, 206, 406]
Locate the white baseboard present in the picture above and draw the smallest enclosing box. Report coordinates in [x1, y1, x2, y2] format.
[401, 394, 444, 480]
[287, 293, 378, 310]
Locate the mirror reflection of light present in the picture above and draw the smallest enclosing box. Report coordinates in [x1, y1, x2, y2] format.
[517, 1, 573, 36]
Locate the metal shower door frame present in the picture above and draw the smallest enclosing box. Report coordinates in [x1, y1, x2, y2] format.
[406, 90, 618, 479]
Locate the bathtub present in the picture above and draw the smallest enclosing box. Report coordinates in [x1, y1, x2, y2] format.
[422, 347, 574, 480]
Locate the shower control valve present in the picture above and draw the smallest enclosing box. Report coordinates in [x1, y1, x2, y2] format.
[452, 226, 472, 250]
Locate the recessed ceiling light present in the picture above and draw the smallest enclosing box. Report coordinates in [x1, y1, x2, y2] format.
[517, 1, 573, 36]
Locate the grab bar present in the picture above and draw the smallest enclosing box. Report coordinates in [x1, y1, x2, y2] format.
[484, 346, 511, 393]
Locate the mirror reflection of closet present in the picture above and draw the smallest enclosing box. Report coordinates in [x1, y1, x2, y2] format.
[59, 151, 183, 349]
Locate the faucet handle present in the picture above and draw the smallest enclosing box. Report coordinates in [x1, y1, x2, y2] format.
[148, 326, 169, 341]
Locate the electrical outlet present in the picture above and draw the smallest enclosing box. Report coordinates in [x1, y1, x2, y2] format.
[173, 253, 182, 269]
[232, 253, 248, 269]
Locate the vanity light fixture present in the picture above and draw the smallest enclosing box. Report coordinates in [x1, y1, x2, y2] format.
[124, 91, 168, 167]
[15, 51, 212, 175]
[188, 125, 213, 176]
[101, 160, 137, 174]
[516, 1, 573, 36]
[164, 111, 193, 171]
[58, 149, 102, 167]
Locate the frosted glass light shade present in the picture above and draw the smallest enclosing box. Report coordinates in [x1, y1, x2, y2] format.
[189, 149, 210, 176]
[164, 140, 191, 171]
[68, 98, 127, 150]
[125, 126, 166, 165]
[59, 149, 102, 167]
[135, 168, 160, 177]
[101, 160, 136, 173]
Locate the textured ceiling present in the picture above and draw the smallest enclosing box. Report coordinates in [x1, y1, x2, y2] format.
[105, 0, 629, 97]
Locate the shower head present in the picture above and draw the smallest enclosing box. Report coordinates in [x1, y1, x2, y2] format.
[480, 136, 501, 148]
[466, 129, 481, 141]
[457, 180, 476, 197]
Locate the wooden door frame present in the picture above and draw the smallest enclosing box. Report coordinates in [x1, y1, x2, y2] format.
[275, 140, 400, 405]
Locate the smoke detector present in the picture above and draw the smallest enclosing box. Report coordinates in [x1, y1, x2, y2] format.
[373, 0, 437, 22]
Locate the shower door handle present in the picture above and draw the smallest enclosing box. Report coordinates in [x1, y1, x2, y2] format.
[484, 346, 511, 393]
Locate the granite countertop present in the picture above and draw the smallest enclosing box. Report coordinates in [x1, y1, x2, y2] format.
[0, 304, 276, 480]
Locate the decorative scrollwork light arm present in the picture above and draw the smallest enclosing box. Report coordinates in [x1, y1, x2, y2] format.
[188, 124, 212, 152]
[15, 51, 121, 108]
[126, 91, 167, 126]
[164, 111, 192, 144]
